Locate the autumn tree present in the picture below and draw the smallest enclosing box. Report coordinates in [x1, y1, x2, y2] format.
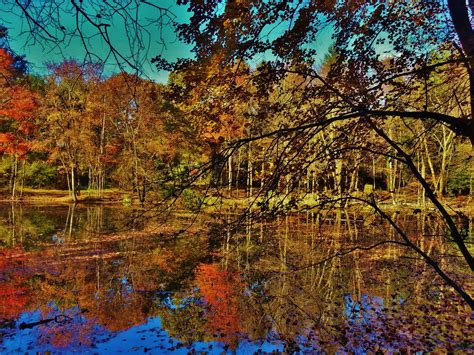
[40, 60, 101, 201]
[0, 41, 37, 198]
[101, 73, 184, 204]
[167, 58, 254, 194]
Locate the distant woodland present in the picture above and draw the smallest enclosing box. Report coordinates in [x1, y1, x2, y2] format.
[1, 42, 471, 205]
[1, 0, 474, 310]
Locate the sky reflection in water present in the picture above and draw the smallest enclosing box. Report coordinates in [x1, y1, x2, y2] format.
[0, 203, 472, 353]
[3, 309, 284, 353]
[2, 295, 386, 353]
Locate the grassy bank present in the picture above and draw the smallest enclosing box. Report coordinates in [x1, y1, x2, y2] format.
[0, 188, 128, 204]
[184, 189, 473, 216]
[1, 187, 472, 215]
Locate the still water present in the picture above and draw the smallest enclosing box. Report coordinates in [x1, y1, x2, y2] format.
[0, 203, 472, 353]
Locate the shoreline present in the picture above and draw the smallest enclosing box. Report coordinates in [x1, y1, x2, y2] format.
[1, 188, 472, 215]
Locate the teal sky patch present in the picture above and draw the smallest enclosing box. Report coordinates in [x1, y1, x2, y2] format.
[0, 1, 345, 82]
[1, 0, 192, 82]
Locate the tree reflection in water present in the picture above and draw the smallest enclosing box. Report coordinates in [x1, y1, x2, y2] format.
[0, 203, 472, 352]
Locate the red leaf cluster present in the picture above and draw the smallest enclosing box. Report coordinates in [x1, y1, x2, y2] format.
[196, 263, 243, 348]
[0, 48, 37, 158]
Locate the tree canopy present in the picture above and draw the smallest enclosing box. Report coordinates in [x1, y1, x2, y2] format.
[0, 0, 473, 308]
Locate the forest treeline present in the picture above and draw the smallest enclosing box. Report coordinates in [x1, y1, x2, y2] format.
[0, 33, 472, 204]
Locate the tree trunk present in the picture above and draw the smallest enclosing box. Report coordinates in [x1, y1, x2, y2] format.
[334, 157, 343, 198]
[19, 160, 25, 199]
[423, 137, 438, 193]
[228, 152, 232, 195]
[247, 142, 253, 197]
[235, 148, 241, 193]
[98, 100, 106, 197]
[448, 0, 474, 133]
[421, 153, 426, 208]
[438, 127, 455, 196]
[372, 156, 376, 190]
[71, 164, 78, 202]
[10, 155, 18, 200]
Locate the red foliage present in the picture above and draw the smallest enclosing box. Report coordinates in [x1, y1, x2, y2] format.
[0, 284, 29, 320]
[0, 48, 37, 158]
[0, 86, 36, 121]
[0, 246, 31, 320]
[0, 48, 14, 78]
[101, 143, 121, 164]
[196, 263, 243, 348]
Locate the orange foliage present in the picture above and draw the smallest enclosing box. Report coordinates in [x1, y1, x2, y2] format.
[0, 246, 31, 320]
[0, 86, 36, 121]
[195, 263, 243, 349]
[0, 48, 14, 78]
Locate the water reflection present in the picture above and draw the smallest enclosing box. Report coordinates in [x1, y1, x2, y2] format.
[0, 203, 472, 352]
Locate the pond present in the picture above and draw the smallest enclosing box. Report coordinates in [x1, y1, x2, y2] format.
[0, 203, 472, 353]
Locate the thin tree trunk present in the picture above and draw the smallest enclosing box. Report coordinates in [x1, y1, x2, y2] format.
[421, 155, 426, 208]
[228, 152, 232, 195]
[235, 148, 241, 193]
[438, 127, 455, 196]
[19, 160, 26, 199]
[71, 164, 78, 202]
[372, 156, 376, 190]
[98, 99, 106, 197]
[88, 167, 91, 191]
[10, 155, 18, 199]
[423, 137, 438, 193]
[247, 142, 253, 197]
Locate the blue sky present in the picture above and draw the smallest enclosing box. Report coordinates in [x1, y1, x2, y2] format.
[0, 1, 336, 83]
[1, 0, 192, 82]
